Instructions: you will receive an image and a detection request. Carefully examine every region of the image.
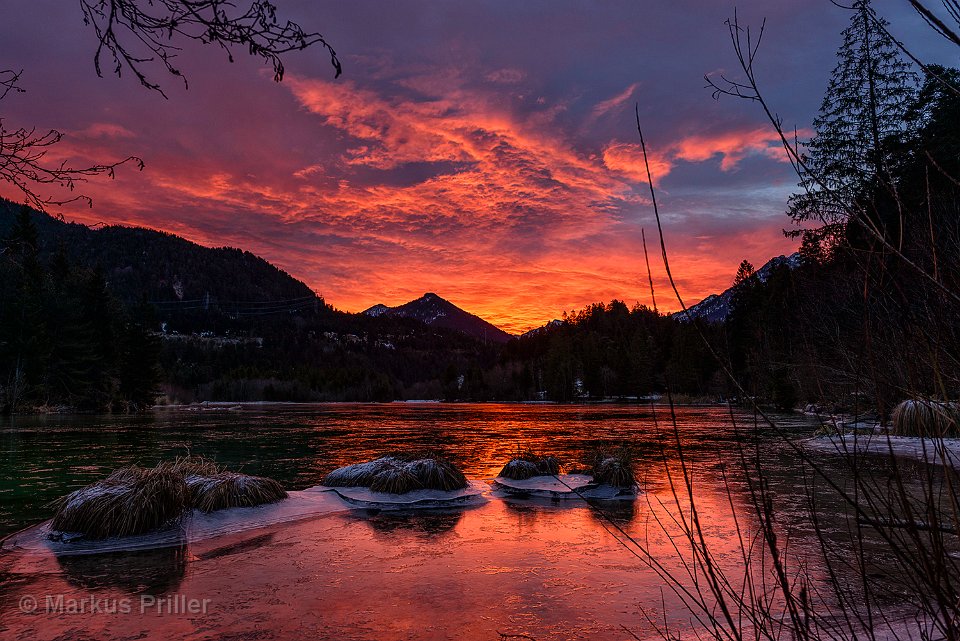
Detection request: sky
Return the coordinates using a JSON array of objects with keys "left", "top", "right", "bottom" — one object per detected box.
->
[{"left": 1, "top": 1, "right": 956, "bottom": 334}]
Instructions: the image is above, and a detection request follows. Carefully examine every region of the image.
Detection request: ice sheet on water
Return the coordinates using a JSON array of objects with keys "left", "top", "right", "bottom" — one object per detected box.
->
[
  {"left": 805, "top": 433, "right": 960, "bottom": 467},
  {"left": 2, "top": 475, "right": 638, "bottom": 557},
  {"left": 1, "top": 486, "right": 347, "bottom": 557},
  {"left": 330, "top": 480, "right": 489, "bottom": 509},
  {"left": 491, "top": 474, "right": 638, "bottom": 500}
]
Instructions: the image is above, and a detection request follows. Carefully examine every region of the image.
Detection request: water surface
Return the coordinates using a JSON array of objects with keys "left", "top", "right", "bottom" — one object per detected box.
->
[{"left": 3, "top": 403, "right": 913, "bottom": 640}]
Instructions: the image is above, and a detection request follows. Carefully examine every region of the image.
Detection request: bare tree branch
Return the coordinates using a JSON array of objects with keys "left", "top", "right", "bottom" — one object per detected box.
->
[
  {"left": 0, "top": 69, "right": 144, "bottom": 210},
  {"left": 908, "top": 0, "right": 960, "bottom": 47},
  {"left": 79, "top": 0, "right": 342, "bottom": 97},
  {"left": 1, "top": 2, "right": 340, "bottom": 208}
]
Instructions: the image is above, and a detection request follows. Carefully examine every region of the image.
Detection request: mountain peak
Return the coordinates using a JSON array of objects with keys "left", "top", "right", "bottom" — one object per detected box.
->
[
  {"left": 363, "top": 303, "right": 391, "bottom": 317},
  {"left": 361, "top": 293, "right": 514, "bottom": 343}
]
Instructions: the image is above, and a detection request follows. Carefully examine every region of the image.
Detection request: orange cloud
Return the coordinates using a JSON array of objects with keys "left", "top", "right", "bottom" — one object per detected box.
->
[
  {"left": 603, "top": 126, "right": 797, "bottom": 187},
  {"left": 1, "top": 73, "right": 800, "bottom": 335},
  {"left": 671, "top": 127, "right": 791, "bottom": 171},
  {"left": 591, "top": 83, "right": 639, "bottom": 119},
  {"left": 601, "top": 142, "right": 674, "bottom": 185}
]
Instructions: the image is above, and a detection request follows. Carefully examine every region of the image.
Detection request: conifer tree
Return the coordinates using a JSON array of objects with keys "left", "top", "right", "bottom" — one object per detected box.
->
[{"left": 788, "top": 0, "right": 918, "bottom": 251}]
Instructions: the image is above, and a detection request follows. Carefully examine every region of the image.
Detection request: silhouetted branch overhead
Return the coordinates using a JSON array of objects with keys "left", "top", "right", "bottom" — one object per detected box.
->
[
  {"left": 1, "top": 2, "right": 340, "bottom": 208},
  {"left": 0, "top": 69, "right": 144, "bottom": 210},
  {"left": 908, "top": 0, "right": 960, "bottom": 47},
  {"left": 79, "top": 0, "right": 342, "bottom": 97},
  {"left": 0, "top": 69, "right": 25, "bottom": 102}
]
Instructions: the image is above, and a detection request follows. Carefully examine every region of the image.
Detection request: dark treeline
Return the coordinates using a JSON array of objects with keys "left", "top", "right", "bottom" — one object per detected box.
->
[
  {"left": 0, "top": 201, "right": 724, "bottom": 410},
  {"left": 155, "top": 307, "right": 501, "bottom": 405},
  {"left": 0, "top": 203, "right": 504, "bottom": 410},
  {"left": 3, "top": 4, "right": 958, "bottom": 414},
  {"left": 483, "top": 302, "right": 720, "bottom": 403},
  {"left": 0, "top": 207, "right": 160, "bottom": 412}
]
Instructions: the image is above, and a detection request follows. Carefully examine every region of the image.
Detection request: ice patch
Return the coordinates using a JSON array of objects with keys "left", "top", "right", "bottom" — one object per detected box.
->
[
  {"left": 491, "top": 474, "right": 638, "bottom": 500},
  {"left": 805, "top": 434, "right": 960, "bottom": 467},
  {"left": 2, "top": 486, "right": 346, "bottom": 557},
  {"left": 330, "top": 480, "right": 489, "bottom": 509}
]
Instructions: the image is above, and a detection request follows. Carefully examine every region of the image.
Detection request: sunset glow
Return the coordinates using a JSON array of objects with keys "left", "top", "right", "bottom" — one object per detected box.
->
[{"left": 1, "top": 1, "right": 902, "bottom": 333}]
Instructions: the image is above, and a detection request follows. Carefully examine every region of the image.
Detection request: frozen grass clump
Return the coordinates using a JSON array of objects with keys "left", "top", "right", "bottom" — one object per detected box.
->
[
  {"left": 498, "top": 451, "right": 562, "bottom": 479},
  {"left": 51, "top": 466, "right": 188, "bottom": 539},
  {"left": 403, "top": 457, "right": 469, "bottom": 491},
  {"left": 369, "top": 465, "right": 423, "bottom": 494},
  {"left": 50, "top": 456, "right": 288, "bottom": 539},
  {"left": 322, "top": 457, "right": 400, "bottom": 487},
  {"left": 499, "top": 459, "right": 540, "bottom": 480},
  {"left": 187, "top": 472, "right": 288, "bottom": 512},
  {"left": 323, "top": 452, "right": 468, "bottom": 494},
  {"left": 891, "top": 399, "right": 960, "bottom": 437},
  {"left": 588, "top": 448, "right": 636, "bottom": 489}
]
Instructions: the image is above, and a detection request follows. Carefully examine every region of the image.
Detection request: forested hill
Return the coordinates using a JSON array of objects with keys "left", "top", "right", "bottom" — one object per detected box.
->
[
  {"left": 0, "top": 199, "right": 316, "bottom": 307},
  {"left": 365, "top": 293, "right": 515, "bottom": 343}
]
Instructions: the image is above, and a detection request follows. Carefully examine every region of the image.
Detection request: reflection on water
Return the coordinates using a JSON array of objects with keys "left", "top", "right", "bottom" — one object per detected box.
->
[
  {"left": 0, "top": 403, "right": 816, "bottom": 537},
  {"left": 351, "top": 508, "right": 466, "bottom": 538},
  {"left": 56, "top": 543, "right": 189, "bottom": 595},
  {"left": 193, "top": 532, "right": 276, "bottom": 561},
  {"left": 590, "top": 497, "right": 635, "bottom": 523},
  {"left": 1, "top": 403, "right": 849, "bottom": 640}
]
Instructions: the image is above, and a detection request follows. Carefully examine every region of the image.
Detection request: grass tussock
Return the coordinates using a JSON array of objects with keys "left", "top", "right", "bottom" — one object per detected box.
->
[
  {"left": 50, "top": 457, "right": 288, "bottom": 539},
  {"left": 158, "top": 455, "right": 222, "bottom": 477},
  {"left": 589, "top": 448, "right": 636, "bottom": 489},
  {"left": 369, "top": 465, "right": 423, "bottom": 494},
  {"left": 404, "top": 457, "right": 468, "bottom": 491},
  {"left": 891, "top": 399, "right": 960, "bottom": 437},
  {"left": 323, "top": 452, "right": 468, "bottom": 494},
  {"left": 187, "top": 472, "right": 288, "bottom": 512},
  {"left": 51, "top": 466, "right": 188, "bottom": 539},
  {"left": 322, "top": 457, "right": 400, "bottom": 487},
  {"left": 499, "top": 459, "right": 540, "bottom": 480},
  {"left": 497, "top": 451, "right": 562, "bottom": 479}
]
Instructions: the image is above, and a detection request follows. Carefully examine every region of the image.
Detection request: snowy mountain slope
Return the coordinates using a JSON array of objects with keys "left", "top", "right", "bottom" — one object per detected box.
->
[
  {"left": 681, "top": 253, "right": 801, "bottom": 323},
  {"left": 363, "top": 293, "right": 514, "bottom": 343}
]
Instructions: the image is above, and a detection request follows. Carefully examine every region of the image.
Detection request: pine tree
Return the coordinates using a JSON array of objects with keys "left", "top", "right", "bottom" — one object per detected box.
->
[
  {"left": 727, "top": 260, "right": 759, "bottom": 387},
  {"left": 732, "top": 260, "right": 756, "bottom": 289},
  {"left": 788, "top": 0, "right": 918, "bottom": 251},
  {"left": 1, "top": 208, "right": 46, "bottom": 410},
  {"left": 6, "top": 206, "right": 41, "bottom": 280}
]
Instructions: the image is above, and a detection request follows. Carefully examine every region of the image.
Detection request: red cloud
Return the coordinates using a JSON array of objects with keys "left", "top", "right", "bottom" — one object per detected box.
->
[
  {"left": 1, "top": 73, "right": 799, "bottom": 334},
  {"left": 601, "top": 142, "right": 674, "bottom": 185},
  {"left": 671, "top": 127, "right": 793, "bottom": 171},
  {"left": 603, "top": 126, "right": 798, "bottom": 187}
]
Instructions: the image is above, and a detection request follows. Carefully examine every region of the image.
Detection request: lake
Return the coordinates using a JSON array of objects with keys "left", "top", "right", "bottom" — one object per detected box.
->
[{"left": 0, "top": 403, "right": 917, "bottom": 640}]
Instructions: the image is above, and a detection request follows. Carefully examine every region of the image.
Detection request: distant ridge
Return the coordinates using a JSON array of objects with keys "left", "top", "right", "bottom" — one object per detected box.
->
[
  {"left": 363, "top": 293, "right": 514, "bottom": 343},
  {"left": 0, "top": 199, "right": 318, "bottom": 309},
  {"left": 681, "top": 253, "right": 801, "bottom": 323},
  {"left": 520, "top": 319, "right": 563, "bottom": 339}
]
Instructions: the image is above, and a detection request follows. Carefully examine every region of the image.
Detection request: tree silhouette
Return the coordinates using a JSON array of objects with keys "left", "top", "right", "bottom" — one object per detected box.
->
[
  {"left": 0, "top": 69, "right": 145, "bottom": 210},
  {"left": 787, "top": 0, "right": 917, "bottom": 253}
]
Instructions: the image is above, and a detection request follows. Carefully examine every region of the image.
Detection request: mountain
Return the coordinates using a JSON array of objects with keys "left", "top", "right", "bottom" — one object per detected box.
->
[
  {"left": 1, "top": 201, "right": 511, "bottom": 406},
  {"left": 681, "top": 253, "right": 802, "bottom": 323},
  {"left": 363, "top": 293, "right": 514, "bottom": 343},
  {"left": 680, "top": 293, "right": 729, "bottom": 324},
  {"left": 520, "top": 319, "right": 563, "bottom": 339},
  {"left": 0, "top": 199, "right": 318, "bottom": 310},
  {"left": 363, "top": 304, "right": 391, "bottom": 317}
]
